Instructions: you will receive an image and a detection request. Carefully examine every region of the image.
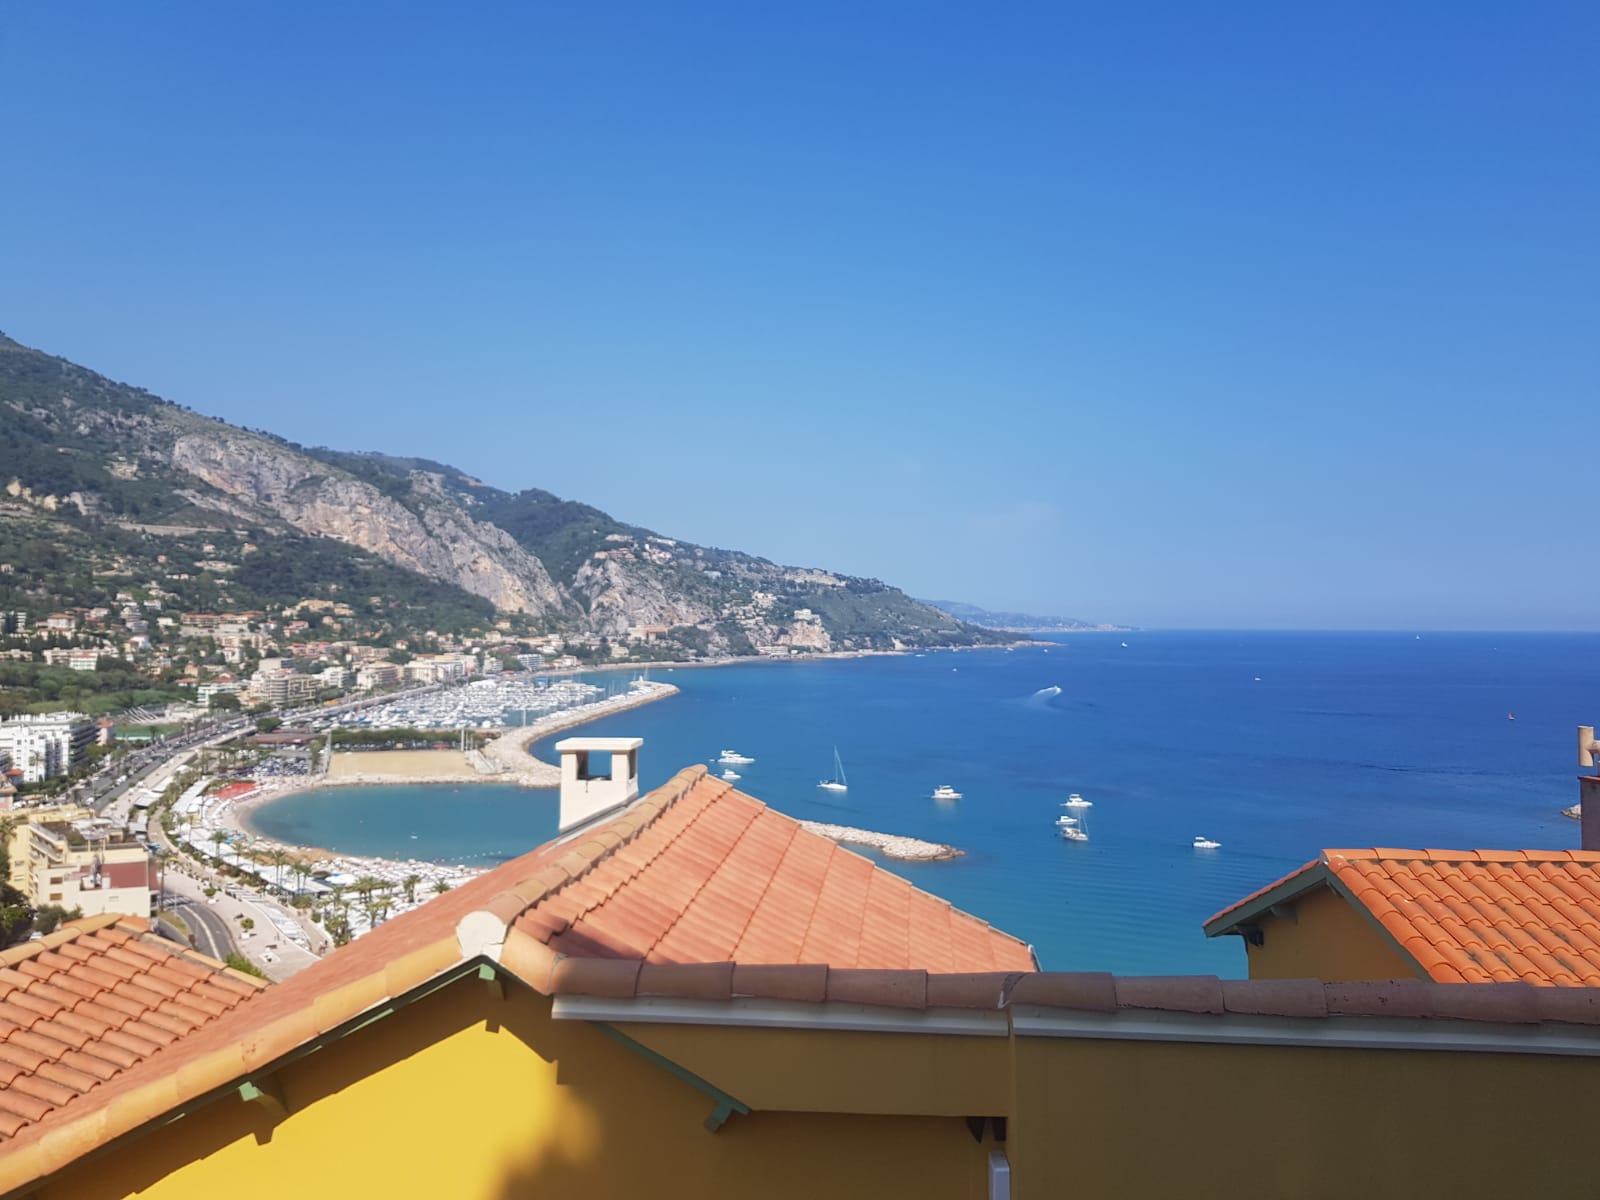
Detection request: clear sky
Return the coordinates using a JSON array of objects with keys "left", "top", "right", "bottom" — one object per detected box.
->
[{"left": 2, "top": 4, "right": 1595, "bottom": 629}]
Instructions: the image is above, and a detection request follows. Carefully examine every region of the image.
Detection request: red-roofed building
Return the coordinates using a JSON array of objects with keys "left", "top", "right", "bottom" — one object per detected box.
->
[
  {"left": 1205, "top": 847, "right": 1600, "bottom": 986},
  {"left": 7, "top": 763, "right": 1600, "bottom": 1199}
]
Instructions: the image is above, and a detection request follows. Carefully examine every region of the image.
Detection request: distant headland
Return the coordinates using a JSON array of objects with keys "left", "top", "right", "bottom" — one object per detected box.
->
[{"left": 920, "top": 599, "right": 1130, "bottom": 634}]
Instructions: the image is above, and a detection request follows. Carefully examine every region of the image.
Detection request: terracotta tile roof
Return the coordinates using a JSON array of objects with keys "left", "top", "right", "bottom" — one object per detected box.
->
[
  {"left": 0, "top": 766, "right": 1033, "bottom": 1191},
  {"left": 1204, "top": 848, "right": 1600, "bottom": 987},
  {"left": 514, "top": 773, "right": 1036, "bottom": 973},
  {"left": 0, "top": 913, "right": 265, "bottom": 1143},
  {"left": 23, "top": 778, "right": 1600, "bottom": 1194}
]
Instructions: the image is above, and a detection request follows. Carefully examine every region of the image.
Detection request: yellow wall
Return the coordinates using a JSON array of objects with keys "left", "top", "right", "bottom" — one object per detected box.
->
[
  {"left": 33, "top": 968, "right": 1600, "bottom": 1200},
  {"left": 1243, "top": 883, "right": 1419, "bottom": 981},
  {"left": 1008, "top": 1034, "right": 1600, "bottom": 1199},
  {"left": 38, "top": 978, "right": 989, "bottom": 1200},
  {"left": 626, "top": 1020, "right": 1011, "bottom": 1115}
]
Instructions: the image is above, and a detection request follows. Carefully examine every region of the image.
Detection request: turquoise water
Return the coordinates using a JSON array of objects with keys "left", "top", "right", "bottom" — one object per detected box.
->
[{"left": 249, "top": 632, "right": 1598, "bottom": 975}]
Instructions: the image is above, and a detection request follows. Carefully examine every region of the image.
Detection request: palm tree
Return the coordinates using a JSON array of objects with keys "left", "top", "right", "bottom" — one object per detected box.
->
[
  {"left": 351, "top": 875, "right": 386, "bottom": 904},
  {"left": 209, "top": 829, "right": 229, "bottom": 863},
  {"left": 289, "top": 857, "right": 313, "bottom": 896},
  {"left": 266, "top": 847, "right": 292, "bottom": 893},
  {"left": 431, "top": 879, "right": 451, "bottom": 896},
  {"left": 402, "top": 873, "right": 422, "bottom": 904},
  {"left": 0, "top": 815, "right": 28, "bottom": 888}
]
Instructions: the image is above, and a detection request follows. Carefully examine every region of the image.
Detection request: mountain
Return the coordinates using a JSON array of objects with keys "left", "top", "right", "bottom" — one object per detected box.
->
[
  {"left": 0, "top": 332, "right": 1002, "bottom": 656},
  {"left": 921, "top": 600, "right": 1124, "bottom": 633}
]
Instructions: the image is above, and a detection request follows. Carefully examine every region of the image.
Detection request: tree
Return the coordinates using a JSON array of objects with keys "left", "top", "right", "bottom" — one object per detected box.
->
[
  {"left": 402, "top": 873, "right": 422, "bottom": 904},
  {"left": 431, "top": 879, "right": 451, "bottom": 895},
  {"left": 209, "top": 692, "right": 241, "bottom": 712},
  {"left": 255, "top": 715, "right": 283, "bottom": 733},
  {"left": 239, "top": 917, "right": 255, "bottom": 935},
  {"left": 209, "top": 829, "right": 230, "bottom": 861},
  {"left": 266, "top": 846, "right": 292, "bottom": 892}
]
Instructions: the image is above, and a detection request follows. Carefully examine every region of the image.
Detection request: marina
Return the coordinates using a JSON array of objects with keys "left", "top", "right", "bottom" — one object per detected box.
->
[{"left": 317, "top": 677, "right": 605, "bottom": 731}]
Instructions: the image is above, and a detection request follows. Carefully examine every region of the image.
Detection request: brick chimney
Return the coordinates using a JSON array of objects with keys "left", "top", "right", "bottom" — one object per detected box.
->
[
  {"left": 554, "top": 736, "right": 642, "bottom": 833},
  {"left": 1578, "top": 726, "right": 1600, "bottom": 851}
]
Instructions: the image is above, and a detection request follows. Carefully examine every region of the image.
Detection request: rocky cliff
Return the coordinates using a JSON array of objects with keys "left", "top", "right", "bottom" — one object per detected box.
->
[{"left": 169, "top": 432, "right": 565, "bottom": 617}]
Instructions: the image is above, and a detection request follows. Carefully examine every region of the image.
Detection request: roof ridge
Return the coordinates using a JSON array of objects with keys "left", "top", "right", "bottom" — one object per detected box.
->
[{"left": 0, "top": 913, "right": 124, "bottom": 967}]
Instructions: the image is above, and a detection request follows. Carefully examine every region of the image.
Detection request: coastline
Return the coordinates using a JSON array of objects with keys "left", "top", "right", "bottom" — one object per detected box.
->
[{"left": 229, "top": 681, "right": 680, "bottom": 847}]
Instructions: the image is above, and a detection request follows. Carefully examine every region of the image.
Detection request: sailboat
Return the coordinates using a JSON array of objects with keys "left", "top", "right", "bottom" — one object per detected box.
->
[{"left": 818, "top": 748, "right": 848, "bottom": 792}]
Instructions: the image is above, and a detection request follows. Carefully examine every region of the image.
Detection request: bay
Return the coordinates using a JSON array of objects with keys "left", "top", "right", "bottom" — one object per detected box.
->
[{"left": 249, "top": 631, "right": 1597, "bottom": 976}]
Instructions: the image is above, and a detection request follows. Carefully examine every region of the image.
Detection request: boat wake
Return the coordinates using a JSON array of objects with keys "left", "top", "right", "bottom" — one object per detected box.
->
[{"left": 1025, "top": 685, "right": 1064, "bottom": 709}]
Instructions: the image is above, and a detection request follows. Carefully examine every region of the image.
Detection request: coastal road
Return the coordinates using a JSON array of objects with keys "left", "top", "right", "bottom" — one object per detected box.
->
[{"left": 166, "top": 897, "right": 236, "bottom": 962}]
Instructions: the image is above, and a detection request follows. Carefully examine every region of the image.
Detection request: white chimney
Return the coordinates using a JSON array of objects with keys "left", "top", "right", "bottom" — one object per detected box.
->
[{"left": 554, "top": 736, "right": 642, "bottom": 832}]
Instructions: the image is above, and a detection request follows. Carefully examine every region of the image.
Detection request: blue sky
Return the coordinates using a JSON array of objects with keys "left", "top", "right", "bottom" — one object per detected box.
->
[{"left": 2, "top": 4, "right": 1595, "bottom": 629}]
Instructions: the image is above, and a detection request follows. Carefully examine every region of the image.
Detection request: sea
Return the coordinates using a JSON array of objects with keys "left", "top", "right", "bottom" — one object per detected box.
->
[{"left": 247, "top": 631, "right": 1600, "bottom": 977}]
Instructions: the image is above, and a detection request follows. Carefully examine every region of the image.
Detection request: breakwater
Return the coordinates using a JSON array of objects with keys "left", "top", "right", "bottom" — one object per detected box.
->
[{"left": 798, "top": 820, "right": 961, "bottom": 862}]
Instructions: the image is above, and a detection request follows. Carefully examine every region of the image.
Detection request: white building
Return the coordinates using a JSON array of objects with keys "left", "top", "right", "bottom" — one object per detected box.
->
[
  {"left": 355, "top": 663, "right": 402, "bottom": 691},
  {"left": 319, "top": 666, "right": 354, "bottom": 689},
  {"left": 0, "top": 713, "right": 96, "bottom": 783}
]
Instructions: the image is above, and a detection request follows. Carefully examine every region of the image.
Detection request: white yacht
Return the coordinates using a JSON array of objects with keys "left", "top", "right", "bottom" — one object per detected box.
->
[
  {"left": 1061, "top": 825, "right": 1088, "bottom": 842},
  {"left": 818, "top": 748, "right": 848, "bottom": 792},
  {"left": 1193, "top": 836, "right": 1221, "bottom": 850},
  {"left": 720, "top": 769, "right": 742, "bottom": 782},
  {"left": 1064, "top": 793, "right": 1092, "bottom": 808},
  {"left": 718, "top": 749, "right": 755, "bottom": 765},
  {"left": 1055, "top": 815, "right": 1078, "bottom": 827},
  {"left": 931, "top": 785, "right": 962, "bottom": 801}
]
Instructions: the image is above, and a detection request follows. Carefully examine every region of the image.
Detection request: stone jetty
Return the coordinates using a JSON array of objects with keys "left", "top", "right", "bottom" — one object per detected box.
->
[{"left": 798, "top": 821, "right": 961, "bottom": 862}]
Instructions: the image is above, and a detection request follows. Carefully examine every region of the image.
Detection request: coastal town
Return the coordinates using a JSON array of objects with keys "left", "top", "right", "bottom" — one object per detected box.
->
[{"left": 2, "top": 3, "right": 1593, "bottom": 1195}]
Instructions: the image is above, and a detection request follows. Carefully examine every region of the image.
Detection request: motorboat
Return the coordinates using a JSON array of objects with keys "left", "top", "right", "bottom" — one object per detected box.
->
[
  {"left": 720, "top": 769, "right": 741, "bottom": 782},
  {"left": 1061, "top": 826, "right": 1088, "bottom": 842},
  {"left": 1193, "top": 836, "right": 1221, "bottom": 850},
  {"left": 931, "top": 785, "right": 962, "bottom": 801},
  {"left": 718, "top": 750, "right": 755, "bottom": 765},
  {"left": 818, "top": 747, "right": 848, "bottom": 792},
  {"left": 1055, "top": 815, "right": 1078, "bottom": 827},
  {"left": 1063, "top": 793, "right": 1092, "bottom": 808}
]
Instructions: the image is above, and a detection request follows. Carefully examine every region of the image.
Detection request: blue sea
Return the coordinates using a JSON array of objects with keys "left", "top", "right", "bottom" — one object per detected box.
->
[{"left": 248, "top": 632, "right": 1599, "bottom": 976}]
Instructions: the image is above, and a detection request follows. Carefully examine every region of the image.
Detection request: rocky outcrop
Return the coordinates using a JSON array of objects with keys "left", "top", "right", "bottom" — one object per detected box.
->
[
  {"left": 170, "top": 433, "right": 566, "bottom": 616},
  {"left": 572, "top": 557, "right": 720, "bottom": 635}
]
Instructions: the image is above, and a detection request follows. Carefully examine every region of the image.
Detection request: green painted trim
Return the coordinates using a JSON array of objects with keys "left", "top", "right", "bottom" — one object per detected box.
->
[
  {"left": 477, "top": 962, "right": 498, "bottom": 981},
  {"left": 593, "top": 1022, "right": 751, "bottom": 1133},
  {"left": 1202, "top": 863, "right": 1332, "bottom": 938}
]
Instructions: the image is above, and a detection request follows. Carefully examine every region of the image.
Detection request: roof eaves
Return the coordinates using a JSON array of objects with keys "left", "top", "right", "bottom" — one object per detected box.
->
[
  {"left": 0, "top": 928, "right": 462, "bottom": 1197},
  {"left": 548, "top": 964, "right": 1600, "bottom": 1033},
  {"left": 1201, "top": 859, "right": 1331, "bottom": 938}
]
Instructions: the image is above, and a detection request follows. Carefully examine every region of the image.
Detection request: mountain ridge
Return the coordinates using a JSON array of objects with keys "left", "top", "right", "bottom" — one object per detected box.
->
[{"left": 0, "top": 332, "right": 1002, "bottom": 657}]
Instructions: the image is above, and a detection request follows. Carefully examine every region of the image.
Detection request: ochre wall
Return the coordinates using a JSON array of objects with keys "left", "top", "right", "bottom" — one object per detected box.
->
[
  {"left": 624, "top": 1019, "right": 1011, "bottom": 1115},
  {"left": 1008, "top": 1034, "right": 1600, "bottom": 1199},
  {"left": 33, "top": 972, "right": 1600, "bottom": 1200},
  {"left": 1243, "top": 883, "right": 1419, "bottom": 981},
  {"left": 37, "top": 979, "right": 989, "bottom": 1200}
]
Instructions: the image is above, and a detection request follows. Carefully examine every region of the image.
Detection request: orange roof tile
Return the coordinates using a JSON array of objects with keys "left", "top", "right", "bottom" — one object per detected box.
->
[
  {"left": 518, "top": 774, "right": 1035, "bottom": 973},
  {"left": 1205, "top": 848, "right": 1600, "bottom": 987},
  {"left": 0, "top": 914, "right": 265, "bottom": 1144}
]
